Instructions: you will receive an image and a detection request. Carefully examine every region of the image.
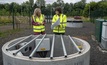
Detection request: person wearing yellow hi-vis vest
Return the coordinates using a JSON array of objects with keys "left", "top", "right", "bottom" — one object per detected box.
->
[
  {"left": 52, "top": 7, "right": 67, "bottom": 35},
  {"left": 32, "top": 8, "right": 45, "bottom": 35}
]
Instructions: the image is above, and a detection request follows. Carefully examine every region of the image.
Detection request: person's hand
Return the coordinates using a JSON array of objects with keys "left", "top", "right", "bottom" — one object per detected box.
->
[
  {"left": 40, "top": 22, "right": 45, "bottom": 25},
  {"left": 37, "top": 23, "right": 41, "bottom": 25},
  {"left": 37, "top": 22, "right": 45, "bottom": 25},
  {"left": 43, "top": 22, "right": 45, "bottom": 25},
  {"left": 58, "top": 25, "right": 60, "bottom": 27},
  {"left": 40, "top": 23, "right": 44, "bottom": 25}
]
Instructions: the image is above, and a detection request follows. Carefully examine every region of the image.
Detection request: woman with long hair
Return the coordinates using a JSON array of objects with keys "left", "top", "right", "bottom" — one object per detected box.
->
[{"left": 32, "top": 8, "right": 45, "bottom": 35}]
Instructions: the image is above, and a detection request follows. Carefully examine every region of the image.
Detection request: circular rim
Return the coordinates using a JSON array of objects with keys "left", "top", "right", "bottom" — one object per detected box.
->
[{"left": 2, "top": 36, "right": 90, "bottom": 62}]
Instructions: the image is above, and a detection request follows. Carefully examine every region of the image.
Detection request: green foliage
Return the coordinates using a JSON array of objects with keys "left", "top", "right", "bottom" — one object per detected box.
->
[
  {"left": 0, "top": 9, "right": 8, "bottom": 16},
  {"left": 83, "top": 1, "right": 107, "bottom": 19},
  {"left": 0, "top": 0, "right": 85, "bottom": 17},
  {"left": 0, "top": 0, "right": 107, "bottom": 23},
  {"left": 81, "top": 0, "right": 86, "bottom": 4},
  {"left": 82, "top": 17, "right": 90, "bottom": 22},
  {"left": 83, "top": 4, "right": 90, "bottom": 17}
]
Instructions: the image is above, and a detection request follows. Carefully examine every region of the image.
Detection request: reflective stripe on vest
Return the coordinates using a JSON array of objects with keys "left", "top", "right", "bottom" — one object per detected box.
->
[{"left": 32, "top": 14, "right": 45, "bottom": 32}]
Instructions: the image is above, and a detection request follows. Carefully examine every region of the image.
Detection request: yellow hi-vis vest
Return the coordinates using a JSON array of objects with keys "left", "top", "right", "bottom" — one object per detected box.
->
[
  {"left": 32, "top": 14, "right": 45, "bottom": 33},
  {"left": 52, "top": 14, "right": 67, "bottom": 33}
]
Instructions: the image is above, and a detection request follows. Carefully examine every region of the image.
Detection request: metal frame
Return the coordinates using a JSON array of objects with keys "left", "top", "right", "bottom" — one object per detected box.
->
[
  {"left": 7, "top": 34, "right": 82, "bottom": 59},
  {"left": 68, "top": 35, "right": 81, "bottom": 53},
  {"left": 61, "top": 35, "right": 67, "bottom": 58},
  {"left": 50, "top": 34, "right": 55, "bottom": 59},
  {"left": 6, "top": 35, "right": 32, "bottom": 51},
  {"left": 13, "top": 35, "right": 41, "bottom": 56},
  {"left": 29, "top": 34, "right": 46, "bottom": 59}
]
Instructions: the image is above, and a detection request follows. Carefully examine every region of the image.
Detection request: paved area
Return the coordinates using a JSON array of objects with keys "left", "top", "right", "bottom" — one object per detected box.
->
[{"left": 0, "top": 22, "right": 107, "bottom": 65}]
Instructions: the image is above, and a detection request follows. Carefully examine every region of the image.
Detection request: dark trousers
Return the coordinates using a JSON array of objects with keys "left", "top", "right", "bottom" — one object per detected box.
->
[
  {"left": 34, "top": 32, "right": 45, "bottom": 35},
  {"left": 54, "top": 33, "right": 65, "bottom": 35}
]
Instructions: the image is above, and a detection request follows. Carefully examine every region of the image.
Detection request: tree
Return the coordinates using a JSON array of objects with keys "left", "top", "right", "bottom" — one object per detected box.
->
[
  {"left": 28, "top": 0, "right": 34, "bottom": 15},
  {"left": 97, "top": 1, "right": 107, "bottom": 17},
  {"left": 73, "top": 1, "right": 85, "bottom": 16},
  {"left": 102, "top": 0, "right": 107, "bottom": 1},
  {"left": 56, "top": 0, "right": 64, "bottom": 6},
  {"left": 29, "top": 0, "right": 34, "bottom": 6},
  {"left": 83, "top": 1, "right": 107, "bottom": 18},
  {"left": 83, "top": 4, "right": 90, "bottom": 17},
  {"left": 45, "top": 4, "right": 52, "bottom": 15},
  {"left": 52, "top": 2, "right": 58, "bottom": 8},
  {"left": 36, "top": 0, "right": 46, "bottom": 8},
  {"left": 63, "top": 3, "right": 70, "bottom": 14},
  {"left": 81, "top": 0, "right": 86, "bottom": 4}
]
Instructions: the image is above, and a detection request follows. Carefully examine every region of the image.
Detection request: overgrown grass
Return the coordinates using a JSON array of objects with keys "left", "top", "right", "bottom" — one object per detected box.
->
[
  {"left": 0, "top": 29, "right": 21, "bottom": 37},
  {"left": 68, "top": 16, "right": 107, "bottom": 23},
  {"left": 82, "top": 17, "right": 90, "bottom": 22},
  {"left": 103, "top": 16, "right": 107, "bottom": 20},
  {"left": 0, "top": 16, "right": 29, "bottom": 25},
  {"left": 0, "top": 16, "right": 12, "bottom": 25},
  {"left": 68, "top": 16, "right": 90, "bottom": 22}
]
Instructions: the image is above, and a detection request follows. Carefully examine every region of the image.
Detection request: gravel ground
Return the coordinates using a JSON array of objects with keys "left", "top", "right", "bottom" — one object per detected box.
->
[
  {"left": 0, "top": 22, "right": 107, "bottom": 65},
  {"left": 0, "top": 24, "right": 12, "bottom": 32}
]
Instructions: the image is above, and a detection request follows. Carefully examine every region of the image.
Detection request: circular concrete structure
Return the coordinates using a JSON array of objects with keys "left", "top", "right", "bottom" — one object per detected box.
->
[
  {"left": 67, "top": 19, "right": 83, "bottom": 28},
  {"left": 2, "top": 34, "right": 90, "bottom": 65}
]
